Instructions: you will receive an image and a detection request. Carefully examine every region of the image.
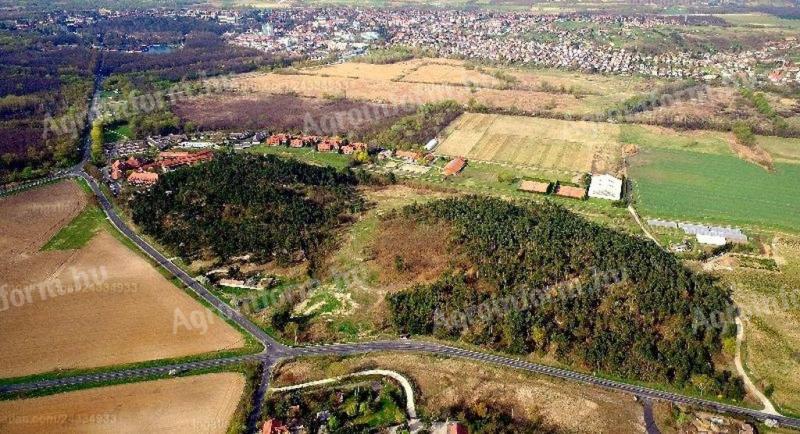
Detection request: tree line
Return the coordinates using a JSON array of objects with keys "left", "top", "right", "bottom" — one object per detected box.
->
[{"left": 386, "top": 196, "right": 744, "bottom": 400}]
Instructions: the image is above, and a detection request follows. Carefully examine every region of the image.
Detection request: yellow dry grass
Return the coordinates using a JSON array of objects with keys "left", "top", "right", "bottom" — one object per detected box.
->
[
  {"left": 308, "top": 58, "right": 429, "bottom": 81},
  {"left": 230, "top": 67, "right": 589, "bottom": 114},
  {"left": 0, "top": 373, "right": 245, "bottom": 433},
  {"left": 257, "top": 58, "right": 660, "bottom": 115},
  {"left": 0, "top": 181, "right": 245, "bottom": 379},
  {"left": 273, "top": 353, "right": 646, "bottom": 433},
  {"left": 437, "top": 112, "right": 622, "bottom": 174},
  {"left": 727, "top": 235, "right": 800, "bottom": 415},
  {"left": 400, "top": 63, "right": 506, "bottom": 88}
]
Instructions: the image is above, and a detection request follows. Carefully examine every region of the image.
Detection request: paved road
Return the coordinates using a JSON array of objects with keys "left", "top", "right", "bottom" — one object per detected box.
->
[
  {"left": 3, "top": 171, "right": 800, "bottom": 430},
  {"left": 245, "top": 360, "right": 274, "bottom": 434},
  {"left": 641, "top": 398, "right": 661, "bottom": 434}
]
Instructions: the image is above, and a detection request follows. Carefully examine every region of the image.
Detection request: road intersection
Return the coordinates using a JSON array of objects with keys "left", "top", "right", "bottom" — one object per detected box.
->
[{"left": 2, "top": 168, "right": 798, "bottom": 431}]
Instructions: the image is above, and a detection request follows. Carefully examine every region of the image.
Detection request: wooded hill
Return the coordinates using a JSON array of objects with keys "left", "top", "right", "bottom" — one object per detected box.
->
[
  {"left": 387, "top": 196, "right": 744, "bottom": 400},
  {"left": 131, "top": 154, "right": 366, "bottom": 269}
]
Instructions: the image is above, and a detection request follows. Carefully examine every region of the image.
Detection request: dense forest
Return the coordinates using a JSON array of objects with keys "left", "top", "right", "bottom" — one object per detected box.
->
[
  {"left": 0, "top": 28, "right": 96, "bottom": 183},
  {"left": 130, "top": 154, "right": 368, "bottom": 269},
  {"left": 387, "top": 196, "right": 744, "bottom": 400},
  {"left": 100, "top": 31, "right": 290, "bottom": 82}
]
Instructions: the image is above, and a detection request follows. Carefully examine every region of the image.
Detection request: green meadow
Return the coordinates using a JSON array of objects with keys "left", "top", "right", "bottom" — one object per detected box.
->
[{"left": 629, "top": 147, "right": 800, "bottom": 232}]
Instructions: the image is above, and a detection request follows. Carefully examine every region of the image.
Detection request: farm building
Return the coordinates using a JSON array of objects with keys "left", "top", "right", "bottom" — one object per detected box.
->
[
  {"left": 679, "top": 223, "right": 748, "bottom": 243},
  {"left": 588, "top": 174, "right": 623, "bottom": 201},
  {"left": 127, "top": 171, "right": 159, "bottom": 185},
  {"left": 696, "top": 234, "right": 727, "bottom": 246},
  {"left": 519, "top": 180, "right": 550, "bottom": 194},
  {"left": 555, "top": 185, "right": 586, "bottom": 199},
  {"left": 648, "top": 219, "right": 678, "bottom": 229},
  {"left": 443, "top": 158, "right": 466, "bottom": 176}
]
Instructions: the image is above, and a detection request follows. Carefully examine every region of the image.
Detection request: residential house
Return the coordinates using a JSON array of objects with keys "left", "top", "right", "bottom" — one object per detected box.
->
[
  {"left": 261, "top": 419, "right": 289, "bottom": 434},
  {"left": 127, "top": 171, "right": 159, "bottom": 185}
]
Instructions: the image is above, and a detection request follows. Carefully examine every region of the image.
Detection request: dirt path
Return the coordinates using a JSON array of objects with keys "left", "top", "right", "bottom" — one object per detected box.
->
[
  {"left": 735, "top": 316, "right": 778, "bottom": 415},
  {"left": 627, "top": 205, "right": 662, "bottom": 248}
]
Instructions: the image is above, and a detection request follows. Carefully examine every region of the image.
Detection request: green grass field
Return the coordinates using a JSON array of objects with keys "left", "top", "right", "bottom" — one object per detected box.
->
[
  {"left": 41, "top": 202, "right": 106, "bottom": 250},
  {"left": 103, "top": 122, "right": 132, "bottom": 144},
  {"left": 247, "top": 145, "right": 351, "bottom": 170},
  {"left": 630, "top": 147, "right": 800, "bottom": 232}
]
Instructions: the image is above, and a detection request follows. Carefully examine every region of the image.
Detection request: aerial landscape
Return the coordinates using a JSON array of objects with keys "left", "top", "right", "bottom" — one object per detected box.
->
[{"left": 1, "top": 0, "right": 800, "bottom": 433}]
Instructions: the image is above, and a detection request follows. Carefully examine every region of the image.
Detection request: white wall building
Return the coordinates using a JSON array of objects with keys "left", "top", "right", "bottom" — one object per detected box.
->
[
  {"left": 696, "top": 234, "right": 727, "bottom": 246},
  {"left": 588, "top": 174, "right": 623, "bottom": 201}
]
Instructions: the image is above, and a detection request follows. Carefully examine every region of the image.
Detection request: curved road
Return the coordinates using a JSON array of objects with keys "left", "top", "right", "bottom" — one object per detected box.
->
[{"left": 2, "top": 171, "right": 799, "bottom": 431}]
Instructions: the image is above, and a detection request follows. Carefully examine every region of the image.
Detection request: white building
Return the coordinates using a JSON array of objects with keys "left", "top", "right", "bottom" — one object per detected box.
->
[
  {"left": 588, "top": 174, "right": 623, "bottom": 201},
  {"left": 696, "top": 234, "right": 727, "bottom": 246}
]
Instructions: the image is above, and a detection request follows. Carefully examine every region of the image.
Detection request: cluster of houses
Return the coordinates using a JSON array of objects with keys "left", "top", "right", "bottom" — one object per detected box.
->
[
  {"left": 109, "top": 149, "right": 214, "bottom": 186},
  {"left": 227, "top": 7, "right": 799, "bottom": 84},
  {"left": 518, "top": 173, "right": 623, "bottom": 201},
  {"left": 265, "top": 133, "right": 369, "bottom": 155}
]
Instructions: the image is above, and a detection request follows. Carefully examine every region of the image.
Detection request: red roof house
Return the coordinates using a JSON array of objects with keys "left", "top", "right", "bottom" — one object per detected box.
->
[
  {"left": 127, "top": 171, "right": 159, "bottom": 185},
  {"left": 443, "top": 158, "right": 466, "bottom": 176},
  {"left": 262, "top": 419, "right": 289, "bottom": 434}
]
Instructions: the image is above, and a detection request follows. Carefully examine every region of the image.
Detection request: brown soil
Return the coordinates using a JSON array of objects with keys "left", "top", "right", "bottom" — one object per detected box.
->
[
  {"left": 728, "top": 136, "right": 775, "bottom": 171},
  {"left": 0, "top": 373, "right": 245, "bottom": 433},
  {"left": 0, "top": 182, "right": 245, "bottom": 379},
  {"left": 370, "top": 217, "right": 454, "bottom": 288}
]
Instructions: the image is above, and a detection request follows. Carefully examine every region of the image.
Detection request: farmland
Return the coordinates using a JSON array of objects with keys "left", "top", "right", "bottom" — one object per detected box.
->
[
  {"left": 629, "top": 147, "right": 800, "bottom": 232},
  {"left": 273, "top": 353, "right": 646, "bottom": 433},
  {"left": 436, "top": 112, "right": 623, "bottom": 174},
  {"left": 0, "top": 373, "right": 245, "bottom": 433},
  {"left": 229, "top": 58, "right": 659, "bottom": 116},
  {"left": 173, "top": 93, "right": 413, "bottom": 136},
  {"left": 0, "top": 180, "right": 246, "bottom": 379}
]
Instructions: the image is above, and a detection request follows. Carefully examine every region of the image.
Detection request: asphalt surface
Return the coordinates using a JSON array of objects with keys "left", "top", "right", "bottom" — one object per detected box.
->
[
  {"left": 641, "top": 398, "right": 661, "bottom": 434},
  {"left": 2, "top": 165, "right": 799, "bottom": 430}
]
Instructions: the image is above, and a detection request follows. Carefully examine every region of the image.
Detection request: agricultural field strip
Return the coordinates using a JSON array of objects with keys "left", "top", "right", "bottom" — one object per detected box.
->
[{"left": 8, "top": 172, "right": 799, "bottom": 429}]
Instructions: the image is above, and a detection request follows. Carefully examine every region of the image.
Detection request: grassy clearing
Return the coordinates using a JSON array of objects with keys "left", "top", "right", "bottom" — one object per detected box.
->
[
  {"left": 629, "top": 147, "right": 800, "bottom": 232},
  {"left": 41, "top": 201, "right": 106, "bottom": 250},
  {"left": 718, "top": 13, "right": 800, "bottom": 30},
  {"left": 246, "top": 145, "right": 351, "bottom": 170},
  {"left": 304, "top": 185, "right": 451, "bottom": 342},
  {"left": 102, "top": 121, "right": 132, "bottom": 143},
  {"left": 757, "top": 135, "right": 800, "bottom": 165},
  {"left": 620, "top": 124, "right": 732, "bottom": 155}
]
